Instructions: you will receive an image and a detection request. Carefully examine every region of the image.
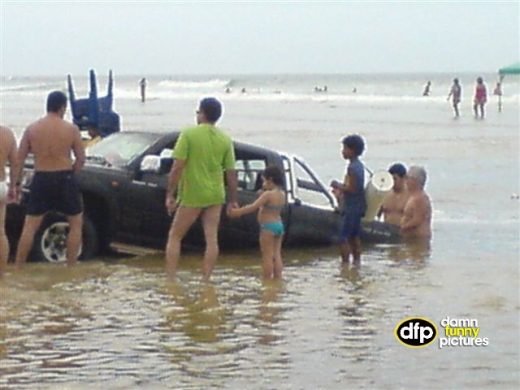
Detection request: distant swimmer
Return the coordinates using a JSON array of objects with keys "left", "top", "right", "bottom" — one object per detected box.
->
[
  {"left": 473, "top": 77, "right": 487, "bottom": 119},
  {"left": 446, "top": 78, "right": 462, "bottom": 117},
  {"left": 493, "top": 82, "right": 503, "bottom": 113},
  {"left": 422, "top": 80, "right": 431, "bottom": 96},
  {"left": 400, "top": 166, "right": 432, "bottom": 239},
  {"left": 377, "top": 163, "right": 411, "bottom": 226},
  {"left": 225, "top": 87, "right": 231, "bottom": 93},
  {"left": 241, "top": 87, "right": 247, "bottom": 93},
  {"left": 352, "top": 87, "right": 357, "bottom": 93},
  {"left": 314, "top": 85, "right": 328, "bottom": 93},
  {"left": 493, "top": 82, "right": 502, "bottom": 96},
  {"left": 139, "top": 77, "right": 147, "bottom": 102}
]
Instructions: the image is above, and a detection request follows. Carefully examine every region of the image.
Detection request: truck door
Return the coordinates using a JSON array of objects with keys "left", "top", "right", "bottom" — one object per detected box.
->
[{"left": 283, "top": 155, "right": 340, "bottom": 246}]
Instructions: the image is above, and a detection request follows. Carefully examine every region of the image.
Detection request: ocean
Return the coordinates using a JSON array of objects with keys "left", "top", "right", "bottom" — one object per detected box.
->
[{"left": 1, "top": 72, "right": 519, "bottom": 389}]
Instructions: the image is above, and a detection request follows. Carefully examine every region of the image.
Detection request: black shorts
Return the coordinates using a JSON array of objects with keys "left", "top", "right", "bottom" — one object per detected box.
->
[{"left": 27, "top": 170, "right": 83, "bottom": 216}]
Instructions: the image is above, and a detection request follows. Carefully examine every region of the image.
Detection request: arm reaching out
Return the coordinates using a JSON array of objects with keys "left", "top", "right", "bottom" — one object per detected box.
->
[{"left": 227, "top": 192, "right": 270, "bottom": 218}]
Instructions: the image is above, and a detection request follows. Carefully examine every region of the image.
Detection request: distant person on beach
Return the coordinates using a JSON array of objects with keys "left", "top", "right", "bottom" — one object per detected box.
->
[
  {"left": 473, "top": 77, "right": 487, "bottom": 119},
  {"left": 83, "top": 122, "right": 102, "bottom": 148},
  {"left": 330, "top": 134, "right": 367, "bottom": 265},
  {"left": 377, "top": 163, "right": 411, "bottom": 226},
  {"left": 423, "top": 81, "right": 431, "bottom": 96},
  {"left": 227, "top": 165, "right": 286, "bottom": 280},
  {"left": 400, "top": 165, "right": 432, "bottom": 239},
  {"left": 0, "top": 125, "right": 18, "bottom": 279},
  {"left": 14, "top": 91, "right": 86, "bottom": 268},
  {"left": 446, "top": 78, "right": 462, "bottom": 117},
  {"left": 493, "top": 82, "right": 503, "bottom": 113},
  {"left": 139, "top": 77, "right": 147, "bottom": 102},
  {"left": 165, "top": 97, "right": 238, "bottom": 282}
]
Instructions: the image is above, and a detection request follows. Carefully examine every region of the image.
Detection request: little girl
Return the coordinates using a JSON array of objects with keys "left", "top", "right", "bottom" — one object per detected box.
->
[{"left": 227, "top": 165, "right": 286, "bottom": 279}]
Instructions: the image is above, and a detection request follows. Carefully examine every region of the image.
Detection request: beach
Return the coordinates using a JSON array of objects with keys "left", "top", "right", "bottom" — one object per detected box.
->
[{"left": 0, "top": 72, "right": 519, "bottom": 389}]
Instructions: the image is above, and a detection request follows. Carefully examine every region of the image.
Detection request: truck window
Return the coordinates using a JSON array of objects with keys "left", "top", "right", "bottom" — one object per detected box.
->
[{"left": 234, "top": 154, "right": 266, "bottom": 192}]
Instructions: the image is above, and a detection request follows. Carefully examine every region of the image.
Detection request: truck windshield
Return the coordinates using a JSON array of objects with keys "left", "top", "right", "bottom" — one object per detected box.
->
[{"left": 87, "top": 132, "right": 160, "bottom": 166}]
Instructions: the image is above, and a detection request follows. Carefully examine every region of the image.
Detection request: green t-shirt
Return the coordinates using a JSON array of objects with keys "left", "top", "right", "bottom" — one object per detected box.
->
[{"left": 173, "top": 124, "right": 235, "bottom": 207}]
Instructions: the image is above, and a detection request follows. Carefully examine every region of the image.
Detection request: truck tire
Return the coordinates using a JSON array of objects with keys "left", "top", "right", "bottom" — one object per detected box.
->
[{"left": 31, "top": 213, "right": 99, "bottom": 263}]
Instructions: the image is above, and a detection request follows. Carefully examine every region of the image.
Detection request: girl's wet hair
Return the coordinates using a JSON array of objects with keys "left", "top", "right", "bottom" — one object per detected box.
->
[{"left": 262, "top": 165, "right": 284, "bottom": 186}]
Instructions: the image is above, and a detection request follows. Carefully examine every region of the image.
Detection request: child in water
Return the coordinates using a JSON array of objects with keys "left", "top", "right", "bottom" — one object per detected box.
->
[
  {"left": 330, "top": 134, "right": 367, "bottom": 265},
  {"left": 227, "top": 165, "right": 286, "bottom": 280}
]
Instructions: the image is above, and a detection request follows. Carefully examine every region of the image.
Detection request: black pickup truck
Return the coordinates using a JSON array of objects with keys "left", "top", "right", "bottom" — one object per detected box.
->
[{"left": 6, "top": 131, "right": 399, "bottom": 263}]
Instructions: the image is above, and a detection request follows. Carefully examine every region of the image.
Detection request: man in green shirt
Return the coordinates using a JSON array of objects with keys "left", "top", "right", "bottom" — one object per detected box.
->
[{"left": 165, "top": 97, "right": 238, "bottom": 281}]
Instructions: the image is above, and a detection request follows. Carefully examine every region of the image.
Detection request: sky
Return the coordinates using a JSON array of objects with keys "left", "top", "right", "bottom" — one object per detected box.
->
[{"left": 1, "top": 1, "right": 519, "bottom": 76}]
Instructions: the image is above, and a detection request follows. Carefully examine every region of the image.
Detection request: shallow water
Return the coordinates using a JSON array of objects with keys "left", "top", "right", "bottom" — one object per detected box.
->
[{"left": 1, "top": 73, "right": 519, "bottom": 389}]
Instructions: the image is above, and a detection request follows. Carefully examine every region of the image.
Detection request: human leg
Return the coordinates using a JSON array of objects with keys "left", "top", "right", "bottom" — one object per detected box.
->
[
  {"left": 349, "top": 237, "right": 362, "bottom": 264},
  {"left": 65, "top": 213, "right": 83, "bottom": 267},
  {"left": 339, "top": 241, "right": 352, "bottom": 264},
  {"left": 260, "top": 230, "right": 275, "bottom": 279},
  {"left": 200, "top": 205, "right": 222, "bottom": 282},
  {"left": 166, "top": 206, "right": 201, "bottom": 280},
  {"left": 15, "top": 214, "right": 45, "bottom": 268},
  {"left": 0, "top": 203, "right": 8, "bottom": 278},
  {"left": 339, "top": 213, "right": 356, "bottom": 264},
  {"left": 272, "top": 235, "right": 283, "bottom": 279}
]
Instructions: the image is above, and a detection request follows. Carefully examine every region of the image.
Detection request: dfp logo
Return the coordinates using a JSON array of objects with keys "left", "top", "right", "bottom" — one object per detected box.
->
[{"left": 394, "top": 317, "right": 438, "bottom": 348}]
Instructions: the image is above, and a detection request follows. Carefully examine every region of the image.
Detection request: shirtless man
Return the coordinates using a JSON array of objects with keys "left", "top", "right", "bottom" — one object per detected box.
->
[
  {"left": 0, "top": 126, "right": 18, "bottom": 278},
  {"left": 378, "top": 163, "right": 410, "bottom": 226},
  {"left": 14, "top": 91, "right": 86, "bottom": 268},
  {"left": 401, "top": 165, "right": 432, "bottom": 238}
]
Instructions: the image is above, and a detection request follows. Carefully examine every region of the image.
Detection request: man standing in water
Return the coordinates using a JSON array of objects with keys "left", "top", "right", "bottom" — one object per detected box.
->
[
  {"left": 378, "top": 163, "right": 411, "bottom": 226},
  {"left": 14, "top": 91, "right": 86, "bottom": 268},
  {"left": 401, "top": 165, "right": 432, "bottom": 239},
  {"left": 0, "top": 125, "right": 18, "bottom": 278},
  {"left": 139, "top": 78, "right": 147, "bottom": 103},
  {"left": 165, "top": 97, "right": 238, "bottom": 282},
  {"left": 447, "top": 78, "right": 462, "bottom": 118}
]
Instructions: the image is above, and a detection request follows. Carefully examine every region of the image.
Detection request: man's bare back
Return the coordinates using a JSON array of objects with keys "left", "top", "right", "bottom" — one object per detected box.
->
[
  {"left": 380, "top": 190, "right": 411, "bottom": 226},
  {"left": 401, "top": 192, "right": 432, "bottom": 238},
  {"left": 0, "top": 126, "right": 17, "bottom": 182},
  {"left": 22, "top": 114, "right": 84, "bottom": 173}
]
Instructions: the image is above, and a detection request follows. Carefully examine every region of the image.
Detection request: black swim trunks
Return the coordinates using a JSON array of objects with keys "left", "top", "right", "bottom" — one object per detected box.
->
[{"left": 27, "top": 170, "right": 83, "bottom": 216}]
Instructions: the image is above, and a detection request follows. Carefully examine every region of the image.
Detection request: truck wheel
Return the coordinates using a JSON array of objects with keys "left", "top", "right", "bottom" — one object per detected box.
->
[{"left": 32, "top": 214, "right": 99, "bottom": 263}]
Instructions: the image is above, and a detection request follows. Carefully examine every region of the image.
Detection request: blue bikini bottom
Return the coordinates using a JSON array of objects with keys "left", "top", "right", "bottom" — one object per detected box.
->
[{"left": 261, "top": 221, "right": 285, "bottom": 236}]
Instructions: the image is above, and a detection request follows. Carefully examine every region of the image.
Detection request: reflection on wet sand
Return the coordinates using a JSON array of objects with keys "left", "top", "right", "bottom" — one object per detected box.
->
[
  {"left": 163, "top": 282, "right": 227, "bottom": 344},
  {"left": 257, "top": 280, "right": 286, "bottom": 345},
  {"left": 336, "top": 263, "right": 378, "bottom": 364}
]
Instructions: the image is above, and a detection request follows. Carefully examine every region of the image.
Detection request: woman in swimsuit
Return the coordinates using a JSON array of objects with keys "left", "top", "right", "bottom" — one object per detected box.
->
[
  {"left": 227, "top": 165, "right": 286, "bottom": 280},
  {"left": 473, "top": 77, "right": 487, "bottom": 119}
]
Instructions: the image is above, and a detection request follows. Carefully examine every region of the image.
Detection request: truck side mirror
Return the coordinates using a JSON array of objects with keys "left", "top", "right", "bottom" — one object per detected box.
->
[{"left": 140, "top": 155, "right": 160, "bottom": 173}]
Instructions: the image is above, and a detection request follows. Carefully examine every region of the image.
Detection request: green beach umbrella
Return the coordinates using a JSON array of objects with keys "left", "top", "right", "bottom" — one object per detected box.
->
[{"left": 498, "top": 62, "right": 520, "bottom": 77}]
